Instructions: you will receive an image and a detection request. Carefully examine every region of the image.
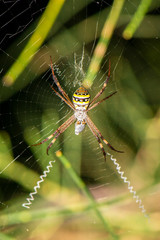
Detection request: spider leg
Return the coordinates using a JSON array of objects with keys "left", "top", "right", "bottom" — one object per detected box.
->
[
  {"left": 32, "top": 132, "right": 54, "bottom": 146},
  {"left": 88, "top": 91, "right": 117, "bottom": 111},
  {"left": 86, "top": 116, "right": 124, "bottom": 153},
  {"left": 50, "top": 84, "right": 75, "bottom": 110},
  {"left": 50, "top": 56, "right": 74, "bottom": 108},
  {"left": 32, "top": 114, "right": 76, "bottom": 152},
  {"left": 87, "top": 121, "right": 106, "bottom": 161},
  {"left": 89, "top": 60, "right": 111, "bottom": 107},
  {"left": 46, "top": 114, "right": 76, "bottom": 155}
]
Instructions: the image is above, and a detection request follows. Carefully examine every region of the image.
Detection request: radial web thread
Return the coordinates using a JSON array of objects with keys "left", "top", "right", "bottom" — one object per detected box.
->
[
  {"left": 22, "top": 160, "right": 55, "bottom": 209},
  {"left": 107, "top": 152, "right": 149, "bottom": 218}
]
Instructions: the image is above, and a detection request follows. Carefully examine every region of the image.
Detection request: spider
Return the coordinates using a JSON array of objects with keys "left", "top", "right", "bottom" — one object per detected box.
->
[{"left": 33, "top": 57, "right": 123, "bottom": 161}]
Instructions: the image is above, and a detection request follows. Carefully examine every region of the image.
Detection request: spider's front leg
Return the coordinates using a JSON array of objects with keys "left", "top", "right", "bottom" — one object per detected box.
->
[{"left": 89, "top": 60, "right": 111, "bottom": 107}]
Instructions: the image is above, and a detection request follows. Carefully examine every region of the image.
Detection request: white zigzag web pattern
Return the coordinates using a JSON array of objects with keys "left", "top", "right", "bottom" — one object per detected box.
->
[
  {"left": 22, "top": 160, "right": 55, "bottom": 209},
  {"left": 22, "top": 153, "right": 148, "bottom": 219},
  {"left": 107, "top": 152, "right": 149, "bottom": 219}
]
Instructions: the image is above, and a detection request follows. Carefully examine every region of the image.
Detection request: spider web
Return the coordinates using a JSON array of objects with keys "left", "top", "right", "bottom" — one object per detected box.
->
[{"left": 0, "top": 0, "right": 160, "bottom": 238}]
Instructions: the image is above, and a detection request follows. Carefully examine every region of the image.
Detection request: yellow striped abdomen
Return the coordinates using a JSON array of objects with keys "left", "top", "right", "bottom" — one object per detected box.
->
[{"left": 72, "top": 86, "right": 90, "bottom": 110}]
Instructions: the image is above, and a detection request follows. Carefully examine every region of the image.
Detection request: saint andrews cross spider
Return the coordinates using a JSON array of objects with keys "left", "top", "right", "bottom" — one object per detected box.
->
[{"left": 33, "top": 57, "right": 123, "bottom": 161}]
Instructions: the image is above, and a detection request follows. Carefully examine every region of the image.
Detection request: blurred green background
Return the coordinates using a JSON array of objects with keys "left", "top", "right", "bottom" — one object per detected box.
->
[{"left": 0, "top": 0, "right": 160, "bottom": 239}]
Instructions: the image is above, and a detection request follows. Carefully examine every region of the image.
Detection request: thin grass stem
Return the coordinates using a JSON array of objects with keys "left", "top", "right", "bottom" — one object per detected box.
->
[
  {"left": 123, "top": 0, "right": 152, "bottom": 40},
  {"left": 56, "top": 150, "right": 119, "bottom": 239},
  {"left": 83, "top": 0, "right": 125, "bottom": 88},
  {"left": 3, "top": 0, "right": 66, "bottom": 86}
]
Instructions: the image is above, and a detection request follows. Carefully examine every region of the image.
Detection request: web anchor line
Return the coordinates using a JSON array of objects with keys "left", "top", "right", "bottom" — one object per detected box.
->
[
  {"left": 22, "top": 160, "right": 55, "bottom": 209},
  {"left": 107, "top": 152, "right": 149, "bottom": 219}
]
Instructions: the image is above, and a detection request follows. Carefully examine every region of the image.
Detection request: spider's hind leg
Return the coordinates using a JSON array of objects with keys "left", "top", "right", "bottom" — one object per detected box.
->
[
  {"left": 86, "top": 119, "right": 107, "bottom": 161},
  {"left": 86, "top": 116, "right": 124, "bottom": 155},
  {"left": 32, "top": 134, "right": 54, "bottom": 146},
  {"left": 96, "top": 137, "right": 106, "bottom": 161},
  {"left": 101, "top": 136, "right": 124, "bottom": 153},
  {"left": 32, "top": 114, "right": 76, "bottom": 155}
]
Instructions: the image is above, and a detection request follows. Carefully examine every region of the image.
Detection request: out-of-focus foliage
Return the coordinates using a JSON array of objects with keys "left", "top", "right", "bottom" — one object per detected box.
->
[{"left": 0, "top": 0, "right": 160, "bottom": 239}]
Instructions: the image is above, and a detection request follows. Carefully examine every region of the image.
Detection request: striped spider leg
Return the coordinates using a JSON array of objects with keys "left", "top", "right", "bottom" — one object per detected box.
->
[
  {"left": 88, "top": 91, "right": 117, "bottom": 111},
  {"left": 86, "top": 116, "right": 123, "bottom": 161},
  {"left": 50, "top": 56, "right": 74, "bottom": 109},
  {"left": 32, "top": 114, "right": 76, "bottom": 154},
  {"left": 89, "top": 59, "right": 111, "bottom": 107},
  {"left": 86, "top": 118, "right": 107, "bottom": 161},
  {"left": 32, "top": 57, "right": 76, "bottom": 153},
  {"left": 32, "top": 58, "right": 123, "bottom": 160}
]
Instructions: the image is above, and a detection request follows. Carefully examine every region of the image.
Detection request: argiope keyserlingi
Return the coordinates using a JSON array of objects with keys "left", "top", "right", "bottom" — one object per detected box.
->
[{"left": 33, "top": 57, "right": 123, "bottom": 161}]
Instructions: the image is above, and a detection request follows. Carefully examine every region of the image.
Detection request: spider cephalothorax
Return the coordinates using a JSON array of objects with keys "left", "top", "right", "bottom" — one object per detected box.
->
[{"left": 33, "top": 57, "right": 123, "bottom": 161}]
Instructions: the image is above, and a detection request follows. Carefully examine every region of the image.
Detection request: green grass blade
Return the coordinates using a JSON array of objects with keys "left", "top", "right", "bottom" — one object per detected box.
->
[
  {"left": 62, "top": 126, "right": 82, "bottom": 188},
  {"left": 0, "top": 131, "right": 59, "bottom": 202},
  {"left": 83, "top": 0, "right": 125, "bottom": 88},
  {"left": 56, "top": 151, "right": 119, "bottom": 239},
  {"left": 3, "top": 0, "right": 66, "bottom": 86},
  {"left": 0, "top": 233, "right": 16, "bottom": 240},
  {"left": 123, "top": 0, "right": 153, "bottom": 39}
]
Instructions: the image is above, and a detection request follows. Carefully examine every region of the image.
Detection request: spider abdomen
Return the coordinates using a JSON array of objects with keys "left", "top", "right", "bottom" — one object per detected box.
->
[
  {"left": 73, "top": 87, "right": 90, "bottom": 135},
  {"left": 72, "top": 86, "right": 90, "bottom": 110}
]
